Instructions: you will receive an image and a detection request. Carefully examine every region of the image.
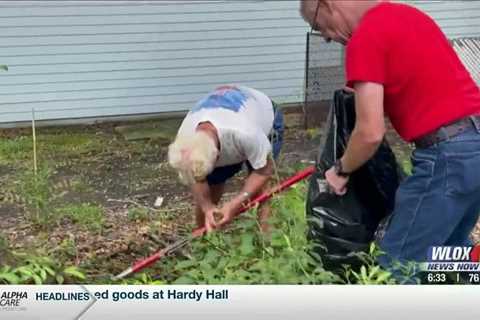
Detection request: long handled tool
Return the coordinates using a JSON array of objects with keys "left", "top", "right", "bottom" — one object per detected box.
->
[{"left": 113, "top": 165, "right": 316, "bottom": 280}]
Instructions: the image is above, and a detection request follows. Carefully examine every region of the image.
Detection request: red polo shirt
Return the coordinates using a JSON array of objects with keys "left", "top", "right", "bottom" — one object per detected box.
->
[{"left": 346, "top": 2, "right": 480, "bottom": 142}]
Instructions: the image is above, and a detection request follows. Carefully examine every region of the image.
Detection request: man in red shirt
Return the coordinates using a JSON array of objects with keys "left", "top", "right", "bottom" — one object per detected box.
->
[{"left": 301, "top": 0, "right": 480, "bottom": 281}]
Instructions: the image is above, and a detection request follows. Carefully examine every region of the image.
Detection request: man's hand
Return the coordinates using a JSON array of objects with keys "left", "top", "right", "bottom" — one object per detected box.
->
[
  {"left": 204, "top": 207, "right": 220, "bottom": 232},
  {"left": 325, "top": 166, "right": 349, "bottom": 196},
  {"left": 218, "top": 201, "right": 238, "bottom": 227}
]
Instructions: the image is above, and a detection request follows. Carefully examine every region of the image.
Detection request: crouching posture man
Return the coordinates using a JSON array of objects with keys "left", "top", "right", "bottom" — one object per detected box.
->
[
  {"left": 168, "top": 85, "right": 284, "bottom": 232},
  {"left": 301, "top": 0, "right": 480, "bottom": 279}
]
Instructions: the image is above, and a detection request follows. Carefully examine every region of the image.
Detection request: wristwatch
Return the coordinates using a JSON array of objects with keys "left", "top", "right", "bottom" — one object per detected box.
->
[{"left": 334, "top": 159, "right": 350, "bottom": 177}]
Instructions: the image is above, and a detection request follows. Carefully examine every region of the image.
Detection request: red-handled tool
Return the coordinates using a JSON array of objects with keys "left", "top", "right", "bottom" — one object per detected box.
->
[{"left": 113, "top": 165, "right": 316, "bottom": 280}]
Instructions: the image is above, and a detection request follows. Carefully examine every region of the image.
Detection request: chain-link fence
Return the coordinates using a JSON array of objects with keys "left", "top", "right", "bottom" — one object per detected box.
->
[
  {"left": 452, "top": 37, "right": 480, "bottom": 86},
  {"left": 304, "top": 33, "right": 345, "bottom": 128}
]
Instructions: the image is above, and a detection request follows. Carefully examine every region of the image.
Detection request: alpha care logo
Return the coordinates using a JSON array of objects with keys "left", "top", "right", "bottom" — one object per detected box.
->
[{"left": 0, "top": 291, "right": 28, "bottom": 312}]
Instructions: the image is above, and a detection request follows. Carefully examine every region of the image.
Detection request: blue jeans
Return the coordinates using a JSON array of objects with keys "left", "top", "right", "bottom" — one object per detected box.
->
[{"left": 378, "top": 126, "right": 480, "bottom": 282}]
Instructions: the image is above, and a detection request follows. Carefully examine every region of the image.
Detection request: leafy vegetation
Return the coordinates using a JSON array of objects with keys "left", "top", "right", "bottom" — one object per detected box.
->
[
  {"left": 17, "top": 165, "right": 55, "bottom": 228},
  {"left": 137, "top": 183, "right": 386, "bottom": 285},
  {"left": 3, "top": 168, "right": 400, "bottom": 285},
  {"left": 50, "top": 236, "right": 78, "bottom": 262},
  {"left": 342, "top": 243, "right": 395, "bottom": 284},
  {"left": 0, "top": 122, "right": 424, "bottom": 285},
  {"left": 122, "top": 273, "right": 166, "bottom": 285},
  {"left": 16, "top": 161, "right": 104, "bottom": 230},
  {"left": 0, "top": 230, "right": 86, "bottom": 285},
  {"left": 0, "top": 253, "right": 85, "bottom": 285}
]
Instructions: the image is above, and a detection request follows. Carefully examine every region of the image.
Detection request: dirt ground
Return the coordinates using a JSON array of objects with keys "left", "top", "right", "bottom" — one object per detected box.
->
[
  {"left": 0, "top": 116, "right": 479, "bottom": 278},
  {"left": 0, "top": 116, "right": 326, "bottom": 277}
]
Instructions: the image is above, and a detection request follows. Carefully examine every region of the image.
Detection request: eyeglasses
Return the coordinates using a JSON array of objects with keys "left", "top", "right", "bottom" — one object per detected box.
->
[
  {"left": 310, "top": 0, "right": 321, "bottom": 33},
  {"left": 310, "top": 0, "right": 332, "bottom": 42}
]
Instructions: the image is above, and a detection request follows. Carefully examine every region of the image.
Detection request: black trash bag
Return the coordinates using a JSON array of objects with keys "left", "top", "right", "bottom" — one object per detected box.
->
[{"left": 306, "top": 89, "right": 402, "bottom": 272}]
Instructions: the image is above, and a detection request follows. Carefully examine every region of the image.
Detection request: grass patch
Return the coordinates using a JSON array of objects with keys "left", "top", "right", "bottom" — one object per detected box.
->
[
  {"left": 127, "top": 207, "right": 150, "bottom": 222},
  {"left": 0, "top": 132, "right": 108, "bottom": 166},
  {"left": 36, "top": 133, "right": 111, "bottom": 163},
  {"left": 0, "top": 136, "right": 33, "bottom": 164},
  {"left": 57, "top": 204, "right": 105, "bottom": 232}
]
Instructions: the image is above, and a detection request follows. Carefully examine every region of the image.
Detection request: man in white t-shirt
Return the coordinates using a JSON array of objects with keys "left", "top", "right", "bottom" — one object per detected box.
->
[{"left": 168, "top": 85, "right": 284, "bottom": 232}]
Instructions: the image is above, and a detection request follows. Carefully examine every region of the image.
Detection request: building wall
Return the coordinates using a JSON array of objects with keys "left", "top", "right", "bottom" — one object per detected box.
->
[{"left": 0, "top": 0, "right": 478, "bottom": 124}]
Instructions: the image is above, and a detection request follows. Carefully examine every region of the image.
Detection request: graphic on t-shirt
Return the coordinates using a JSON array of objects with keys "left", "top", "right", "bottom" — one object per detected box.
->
[{"left": 192, "top": 87, "right": 248, "bottom": 113}]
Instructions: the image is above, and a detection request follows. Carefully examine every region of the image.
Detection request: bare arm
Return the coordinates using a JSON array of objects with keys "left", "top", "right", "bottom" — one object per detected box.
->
[
  {"left": 341, "top": 82, "right": 386, "bottom": 172},
  {"left": 191, "top": 181, "right": 218, "bottom": 231},
  {"left": 191, "top": 181, "right": 214, "bottom": 211},
  {"left": 229, "top": 158, "right": 273, "bottom": 213},
  {"left": 325, "top": 82, "right": 385, "bottom": 195},
  {"left": 218, "top": 158, "right": 273, "bottom": 226}
]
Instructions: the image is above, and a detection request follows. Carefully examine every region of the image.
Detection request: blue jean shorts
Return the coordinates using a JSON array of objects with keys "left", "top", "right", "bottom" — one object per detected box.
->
[{"left": 207, "top": 102, "right": 284, "bottom": 185}]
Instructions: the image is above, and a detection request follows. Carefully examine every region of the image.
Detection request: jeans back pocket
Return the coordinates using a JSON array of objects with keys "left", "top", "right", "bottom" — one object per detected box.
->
[{"left": 445, "top": 150, "right": 480, "bottom": 196}]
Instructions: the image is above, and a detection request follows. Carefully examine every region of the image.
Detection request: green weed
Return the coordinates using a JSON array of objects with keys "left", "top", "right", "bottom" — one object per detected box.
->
[
  {"left": 57, "top": 204, "right": 105, "bottom": 232},
  {"left": 150, "top": 183, "right": 340, "bottom": 284},
  {"left": 127, "top": 207, "right": 150, "bottom": 222},
  {"left": 402, "top": 159, "right": 413, "bottom": 176},
  {"left": 50, "top": 236, "right": 78, "bottom": 262},
  {"left": 128, "top": 182, "right": 413, "bottom": 285},
  {"left": 0, "top": 253, "right": 86, "bottom": 284},
  {"left": 342, "top": 243, "right": 395, "bottom": 284},
  {"left": 122, "top": 273, "right": 165, "bottom": 285},
  {"left": 17, "top": 165, "right": 54, "bottom": 228}
]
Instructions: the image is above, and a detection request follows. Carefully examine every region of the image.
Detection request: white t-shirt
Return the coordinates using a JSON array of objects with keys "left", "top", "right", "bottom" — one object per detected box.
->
[{"left": 177, "top": 85, "right": 274, "bottom": 170}]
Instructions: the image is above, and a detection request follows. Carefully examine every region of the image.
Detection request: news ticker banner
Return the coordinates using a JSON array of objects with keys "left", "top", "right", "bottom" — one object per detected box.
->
[{"left": 1, "top": 285, "right": 479, "bottom": 320}]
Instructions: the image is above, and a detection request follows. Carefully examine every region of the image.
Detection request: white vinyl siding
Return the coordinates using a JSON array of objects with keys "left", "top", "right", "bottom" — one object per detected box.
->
[
  {"left": 0, "top": 1, "right": 478, "bottom": 124},
  {"left": 0, "top": 1, "right": 309, "bottom": 124},
  {"left": 410, "top": 0, "right": 480, "bottom": 38}
]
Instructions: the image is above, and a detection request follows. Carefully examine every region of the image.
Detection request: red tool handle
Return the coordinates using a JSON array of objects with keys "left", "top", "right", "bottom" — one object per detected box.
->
[
  {"left": 193, "top": 165, "right": 316, "bottom": 237},
  {"left": 114, "top": 165, "right": 316, "bottom": 279}
]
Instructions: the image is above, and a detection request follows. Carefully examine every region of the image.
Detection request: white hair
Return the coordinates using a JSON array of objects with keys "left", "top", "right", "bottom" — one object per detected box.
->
[{"left": 168, "top": 131, "right": 218, "bottom": 185}]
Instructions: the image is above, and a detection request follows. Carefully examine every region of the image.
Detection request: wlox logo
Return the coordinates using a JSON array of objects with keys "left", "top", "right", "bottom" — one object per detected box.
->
[{"left": 428, "top": 245, "right": 480, "bottom": 262}]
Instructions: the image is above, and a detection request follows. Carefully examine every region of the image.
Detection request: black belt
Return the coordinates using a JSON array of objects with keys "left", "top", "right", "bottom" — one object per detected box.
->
[{"left": 414, "top": 115, "right": 480, "bottom": 149}]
